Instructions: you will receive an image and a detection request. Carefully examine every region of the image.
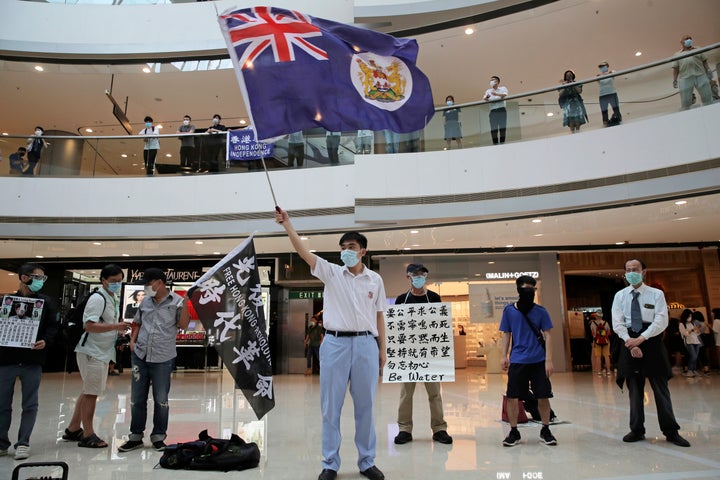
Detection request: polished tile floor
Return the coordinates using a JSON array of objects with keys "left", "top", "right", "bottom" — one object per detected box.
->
[{"left": 2, "top": 368, "right": 720, "bottom": 479}]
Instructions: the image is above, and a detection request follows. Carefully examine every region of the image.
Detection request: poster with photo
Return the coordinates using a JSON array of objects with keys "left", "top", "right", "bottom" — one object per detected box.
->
[
  {"left": 122, "top": 285, "right": 145, "bottom": 321},
  {"left": 469, "top": 282, "right": 522, "bottom": 323},
  {"left": 0, "top": 295, "right": 44, "bottom": 348}
]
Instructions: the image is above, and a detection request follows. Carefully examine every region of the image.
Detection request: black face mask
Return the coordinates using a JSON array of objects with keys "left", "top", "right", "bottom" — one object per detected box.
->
[{"left": 517, "top": 287, "right": 536, "bottom": 314}]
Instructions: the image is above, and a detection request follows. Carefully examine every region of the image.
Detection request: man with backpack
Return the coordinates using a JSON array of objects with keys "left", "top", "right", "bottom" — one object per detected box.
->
[
  {"left": 0, "top": 263, "right": 59, "bottom": 460},
  {"left": 590, "top": 312, "right": 612, "bottom": 376},
  {"left": 63, "top": 264, "right": 129, "bottom": 449}
]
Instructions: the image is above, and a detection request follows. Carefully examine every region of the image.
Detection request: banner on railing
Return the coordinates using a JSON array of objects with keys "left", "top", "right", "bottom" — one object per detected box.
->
[{"left": 227, "top": 129, "right": 274, "bottom": 161}]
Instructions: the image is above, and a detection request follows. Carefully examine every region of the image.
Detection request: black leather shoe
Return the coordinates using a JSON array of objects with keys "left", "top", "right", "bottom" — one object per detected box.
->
[
  {"left": 622, "top": 431, "right": 645, "bottom": 443},
  {"left": 432, "top": 430, "right": 453, "bottom": 444},
  {"left": 318, "top": 469, "right": 337, "bottom": 480},
  {"left": 394, "top": 431, "right": 413, "bottom": 444},
  {"left": 360, "top": 465, "right": 385, "bottom": 480},
  {"left": 666, "top": 432, "right": 691, "bottom": 447}
]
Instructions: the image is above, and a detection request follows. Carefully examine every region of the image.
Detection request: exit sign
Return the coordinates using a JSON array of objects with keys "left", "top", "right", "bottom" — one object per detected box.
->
[{"left": 289, "top": 291, "right": 324, "bottom": 300}]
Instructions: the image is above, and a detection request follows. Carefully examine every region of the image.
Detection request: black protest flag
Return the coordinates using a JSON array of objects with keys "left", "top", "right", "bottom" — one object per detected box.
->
[{"left": 187, "top": 235, "right": 274, "bottom": 419}]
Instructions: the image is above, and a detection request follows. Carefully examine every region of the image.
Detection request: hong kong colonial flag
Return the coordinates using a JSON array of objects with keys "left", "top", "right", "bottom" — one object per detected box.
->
[
  {"left": 187, "top": 235, "right": 274, "bottom": 419},
  {"left": 218, "top": 6, "right": 435, "bottom": 140}
]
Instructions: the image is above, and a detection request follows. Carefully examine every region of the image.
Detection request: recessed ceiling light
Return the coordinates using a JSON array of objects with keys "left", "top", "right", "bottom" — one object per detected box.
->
[
  {"left": 546, "top": 112, "right": 554, "bottom": 117},
  {"left": 34, "top": 65, "right": 44, "bottom": 72},
  {"left": 240, "top": 120, "right": 247, "bottom": 125},
  {"left": 533, "top": 233, "right": 544, "bottom": 237},
  {"left": 35, "top": 255, "right": 44, "bottom": 258},
  {"left": 464, "top": 27, "right": 474, "bottom": 35},
  {"left": 165, "top": 153, "right": 172, "bottom": 157},
  {"left": 505, "top": 244, "right": 514, "bottom": 248},
  {"left": 635, "top": 51, "right": 642, "bottom": 57},
  {"left": 411, "top": 244, "right": 420, "bottom": 247},
  {"left": 121, "top": 253, "right": 131, "bottom": 257},
  {"left": 403, "top": 247, "right": 411, "bottom": 250},
  {"left": 673, "top": 217, "right": 690, "bottom": 221},
  {"left": 92, "top": 242, "right": 102, "bottom": 245},
  {"left": 309, "top": 249, "right": 317, "bottom": 253},
  {"left": 8, "top": 273, "right": 16, "bottom": 276},
  {"left": 213, "top": 251, "right": 221, "bottom": 255},
  {"left": 85, "top": 128, "right": 93, "bottom": 133},
  {"left": 142, "top": 67, "right": 151, "bottom": 73},
  {"left": 2, "top": 132, "right": 8, "bottom": 136},
  {"left": 674, "top": 200, "right": 687, "bottom": 205},
  {"left": 615, "top": 241, "right": 625, "bottom": 245},
  {"left": 156, "top": 125, "right": 163, "bottom": 129},
  {"left": 474, "top": 273, "right": 482, "bottom": 276},
  {"left": 410, "top": 230, "right": 419, "bottom": 234},
  {"left": 532, "top": 218, "right": 542, "bottom": 223},
  {"left": 194, "top": 241, "right": 204, "bottom": 245},
  {"left": 488, "top": 261, "right": 495, "bottom": 264},
  {"left": 300, "top": 236, "right": 308, "bottom": 240},
  {"left": 121, "top": 154, "right": 128, "bottom": 158}
]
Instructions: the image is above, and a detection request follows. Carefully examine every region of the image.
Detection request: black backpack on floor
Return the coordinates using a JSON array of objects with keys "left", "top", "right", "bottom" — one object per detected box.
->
[{"left": 159, "top": 429, "right": 261, "bottom": 472}]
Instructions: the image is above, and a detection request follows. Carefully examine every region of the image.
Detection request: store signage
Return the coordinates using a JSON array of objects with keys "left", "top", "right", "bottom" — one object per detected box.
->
[
  {"left": 127, "top": 268, "right": 204, "bottom": 283},
  {"left": 289, "top": 291, "right": 324, "bottom": 300},
  {"left": 485, "top": 271, "right": 539, "bottom": 280}
]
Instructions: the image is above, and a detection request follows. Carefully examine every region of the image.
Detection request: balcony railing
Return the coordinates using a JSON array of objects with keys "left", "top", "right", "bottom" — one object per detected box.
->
[{"left": 1, "top": 43, "right": 718, "bottom": 177}]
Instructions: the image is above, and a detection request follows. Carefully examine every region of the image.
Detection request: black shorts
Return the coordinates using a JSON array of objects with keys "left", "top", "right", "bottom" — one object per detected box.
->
[{"left": 506, "top": 361, "right": 553, "bottom": 399}]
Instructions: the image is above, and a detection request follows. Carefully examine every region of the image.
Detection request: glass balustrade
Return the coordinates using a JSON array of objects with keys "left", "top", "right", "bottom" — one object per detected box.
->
[{"left": 1, "top": 44, "right": 718, "bottom": 177}]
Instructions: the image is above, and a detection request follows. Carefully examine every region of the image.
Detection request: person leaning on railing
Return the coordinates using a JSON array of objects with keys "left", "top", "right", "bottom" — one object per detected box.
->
[{"left": 672, "top": 34, "right": 714, "bottom": 110}]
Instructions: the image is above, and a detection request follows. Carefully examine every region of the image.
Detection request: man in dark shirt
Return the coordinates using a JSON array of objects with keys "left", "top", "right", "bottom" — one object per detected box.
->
[
  {"left": 205, "top": 114, "right": 227, "bottom": 173},
  {"left": 393, "top": 263, "right": 452, "bottom": 445},
  {"left": 0, "top": 263, "right": 59, "bottom": 460}
]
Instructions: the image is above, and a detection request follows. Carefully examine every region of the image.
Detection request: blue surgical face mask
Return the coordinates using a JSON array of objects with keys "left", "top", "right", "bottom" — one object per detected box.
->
[
  {"left": 600, "top": 66, "right": 608, "bottom": 73},
  {"left": 684, "top": 39, "right": 692, "bottom": 48},
  {"left": 107, "top": 282, "right": 122, "bottom": 294},
  {"left": 446, "top": 100, "right": 453, "bottom": 106},
  {"left": 145, "top": 122, "right": 152, "bottom": 128},
  {"left": 340, "top": 249, "right": 360, "bottom": 268},
  {"left": 411, "top": 276, "right": 426, "bottom": 289},
  {"left": 625, "top": 272, "right": 643, "bottom": 286},
  {"left": 28, "top": 279, "right": 45, "bottom": 293}
]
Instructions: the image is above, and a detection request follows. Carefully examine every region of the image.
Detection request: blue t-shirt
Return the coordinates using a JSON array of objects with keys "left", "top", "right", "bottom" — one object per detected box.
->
[{"left": 499, "top": 303, "right": 553, "bottom": 364}]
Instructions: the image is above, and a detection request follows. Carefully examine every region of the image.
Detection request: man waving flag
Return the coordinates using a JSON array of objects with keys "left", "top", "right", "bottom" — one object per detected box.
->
[{"left": 219, "top": 6, "right": 435, "bottom": 140}]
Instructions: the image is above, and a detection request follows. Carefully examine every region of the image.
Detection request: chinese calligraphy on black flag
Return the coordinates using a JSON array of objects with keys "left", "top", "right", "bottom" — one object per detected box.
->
[
  {"left": 187, "top": 235, "right": 274, "bottom": 419},
  {"left": 383, "top": 302, "right": 455, "bottom": 383}
]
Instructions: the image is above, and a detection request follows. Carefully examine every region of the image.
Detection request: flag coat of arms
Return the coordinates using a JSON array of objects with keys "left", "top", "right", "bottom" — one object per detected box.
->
[
  {"left": 219, "top": 6, "right": 435, "bottom": 140},
  {"left": 187, "top": 235, "right": 274, "bottom": 419}
]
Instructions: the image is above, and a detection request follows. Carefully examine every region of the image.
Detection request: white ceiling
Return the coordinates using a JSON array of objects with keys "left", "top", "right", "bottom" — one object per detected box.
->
[{"left": 0, "top": 0, "right": 719, "bottom": 261}]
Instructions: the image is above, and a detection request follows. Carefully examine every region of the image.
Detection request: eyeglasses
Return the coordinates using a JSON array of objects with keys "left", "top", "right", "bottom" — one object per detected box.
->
[
  {"left": 28, "top": 274, "right": 48, "bottom": 281},
  {"left": 410, "top": 273, "right": 427, "bottom": 278}
]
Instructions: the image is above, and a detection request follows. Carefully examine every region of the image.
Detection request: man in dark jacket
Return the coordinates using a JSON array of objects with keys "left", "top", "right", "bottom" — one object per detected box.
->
[{"left": 0, "top": 263, "right": 59, "bottom": 460}]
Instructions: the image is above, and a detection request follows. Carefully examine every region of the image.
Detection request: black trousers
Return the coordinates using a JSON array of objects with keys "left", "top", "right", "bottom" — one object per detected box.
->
[
  {"left": 143, "top": 149, "right": 158, "bottom": 175},
  {"left": 626, "top": 372, "right": 680, "bottom": 435},
  {"left": 287, "top": 143, "right": 304, "bottom": 167},
  {"left": 489, "top": 107, "right": 507, "bottom": 144},
  {"left": 179, "top": 146, "right": 195, "bottom": 168}
]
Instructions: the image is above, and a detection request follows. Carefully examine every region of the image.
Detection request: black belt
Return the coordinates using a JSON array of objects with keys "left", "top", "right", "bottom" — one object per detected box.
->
[{"left": 325, "top": 330, "right": 371, "bottom": 337}]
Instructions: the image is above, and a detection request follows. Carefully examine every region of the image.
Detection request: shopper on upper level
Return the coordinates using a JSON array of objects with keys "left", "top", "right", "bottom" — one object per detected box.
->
[
  {"left": 442, "top": 95, "right": 462, "bottom": 149},
  {"left": 483, "top": 76, "right": 509, "bottom": 144},
  {"left": 559, "top": 70, "right": 588, "bottom": 134},
  {"left": 596, "top": 61, "right": 622, "bottom": 126},
  {"left": 139, "top": 116, "right": 160, "bottom": 176},
  {"left": 672, "top": 34, "right": 714, "bottom": 110},
  {"left": 176, "top": 115, "right": 196, "bottom": 170},
  {"left": 24, "top": 127, "right": 47, "bottom": 176},
  {"left": 205, "top": 114, "right": 227, "bottom": 173}
]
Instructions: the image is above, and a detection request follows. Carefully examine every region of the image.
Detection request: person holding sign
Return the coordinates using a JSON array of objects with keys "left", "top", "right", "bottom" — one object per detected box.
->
[
  {"left": 393, "top": 263, "right": 452, "bottom": 445},
  {"left": 275, "top": 207, "right": 387, "bottom": 480},
  {"left": 500, "top": 275, "right": 556, "bottom": 447},
  {"left": 0, "top": 263, "right": 59, "bottom": 460}
]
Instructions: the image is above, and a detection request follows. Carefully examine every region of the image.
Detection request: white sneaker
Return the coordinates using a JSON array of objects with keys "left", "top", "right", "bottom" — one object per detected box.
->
[{"left": 14, "top": 445, "right": 30, "bottom": 460}]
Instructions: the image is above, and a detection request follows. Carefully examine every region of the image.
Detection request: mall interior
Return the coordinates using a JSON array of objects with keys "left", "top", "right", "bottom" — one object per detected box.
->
[{"left": 1, "top": 0, "right": 720, "bottom": 479}]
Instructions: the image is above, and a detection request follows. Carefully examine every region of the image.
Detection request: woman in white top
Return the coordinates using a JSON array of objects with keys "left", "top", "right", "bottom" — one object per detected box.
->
[
  {"left": 139, "top": 115, "right": 160, "bottom": 176},
  {"left": 679, "top": 309, "right": 701, "bottom": 377}
]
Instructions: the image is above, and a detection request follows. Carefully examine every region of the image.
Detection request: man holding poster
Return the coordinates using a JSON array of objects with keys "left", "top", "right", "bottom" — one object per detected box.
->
[
  {"left": 275, "top": 207, "right": 387, "bottom": 480},
  {"left": 393, "top": 264, "right": 452, "bottom": 445},
  {"left": 0, "top": 263, "right": 58, "bottom": 460}
]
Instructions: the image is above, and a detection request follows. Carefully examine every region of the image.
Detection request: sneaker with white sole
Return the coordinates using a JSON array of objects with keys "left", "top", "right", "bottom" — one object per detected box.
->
[
  {"left": 14, "top": 445, "right": 30, "bottom": 460},
  {"left": 539, "top": 426, "right": 557, "bottom": 446},
  {"left": 502, "top": 427, "right": 521, "bottom": 447}
]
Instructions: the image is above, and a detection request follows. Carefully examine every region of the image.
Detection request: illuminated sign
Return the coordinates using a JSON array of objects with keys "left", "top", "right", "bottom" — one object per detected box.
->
[{"left": 485, "top": 271, "right": 539, "bottom": 280}]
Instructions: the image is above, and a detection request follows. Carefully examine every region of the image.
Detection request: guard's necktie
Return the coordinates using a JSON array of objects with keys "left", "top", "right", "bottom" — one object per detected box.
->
[{"left": 631, "top": 291, "right": 642, "bottom": 333}]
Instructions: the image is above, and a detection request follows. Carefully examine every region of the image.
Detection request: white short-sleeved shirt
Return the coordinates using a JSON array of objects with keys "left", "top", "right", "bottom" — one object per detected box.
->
[
  {"left": 484, "top": 86, "right": 508, "bottom": 109},
  {"left": 311, "top": 256, "right": 386, "bottom": 336},
  {"left": 75, "top": 288, "right": 119, "bottom": 363}
]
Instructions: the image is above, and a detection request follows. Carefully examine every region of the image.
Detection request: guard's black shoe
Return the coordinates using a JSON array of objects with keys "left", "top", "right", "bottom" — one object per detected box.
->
[
  {"left": 622, "top": 431, "right": 645, "bottom": 443},
  {"left": 666, "top": 432, "right": 690, "bottom": 447},
  {"left": 503, "top": 428, "right": 521, "bottom": 447}
]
